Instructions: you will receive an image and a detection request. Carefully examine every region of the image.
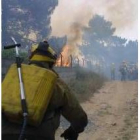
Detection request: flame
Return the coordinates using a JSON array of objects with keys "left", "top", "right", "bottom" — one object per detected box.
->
[{"left": 55, "top": 45, "right": 71, "bottom": 67}]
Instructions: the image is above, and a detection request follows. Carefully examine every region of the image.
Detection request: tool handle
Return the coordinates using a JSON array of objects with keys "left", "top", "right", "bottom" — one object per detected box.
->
[{"left": 4, "top": 44, "right": 21, "bottom": 49}]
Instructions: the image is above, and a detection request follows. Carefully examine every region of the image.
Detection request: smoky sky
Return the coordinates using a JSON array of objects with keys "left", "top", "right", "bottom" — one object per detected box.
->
[{"left": 50, "top": 0, "right": 137, "bottom": 41}]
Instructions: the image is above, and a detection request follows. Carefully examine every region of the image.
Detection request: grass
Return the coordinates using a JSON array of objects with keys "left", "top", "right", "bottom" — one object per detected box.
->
[{"left": 67, "top": 67, "right": 106, "bottom": 102}]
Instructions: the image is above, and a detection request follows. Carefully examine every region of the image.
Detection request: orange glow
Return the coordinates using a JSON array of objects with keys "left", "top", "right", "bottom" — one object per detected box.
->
[{"left": 55, "top": 45, "right": 71, "bottom": 67}]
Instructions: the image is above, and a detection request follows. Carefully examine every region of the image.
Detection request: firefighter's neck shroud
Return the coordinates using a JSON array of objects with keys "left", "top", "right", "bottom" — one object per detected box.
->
[{"left": 2, "top": 64, "right": 57, "bottom": 126}]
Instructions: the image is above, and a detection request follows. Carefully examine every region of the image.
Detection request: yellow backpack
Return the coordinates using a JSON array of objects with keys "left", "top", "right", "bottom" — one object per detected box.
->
[{"left": 2, "top": 64, "right": 57, "bottom": 126}]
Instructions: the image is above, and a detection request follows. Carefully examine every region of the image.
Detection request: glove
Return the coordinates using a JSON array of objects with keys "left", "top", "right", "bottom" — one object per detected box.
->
[{"left": 60, "top": 126, "right": 78, "bottom": 140}]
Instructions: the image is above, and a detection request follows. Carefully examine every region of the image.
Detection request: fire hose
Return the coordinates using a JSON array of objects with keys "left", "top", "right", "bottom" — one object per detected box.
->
[{"left": 4, "top": 37, "right": 28, "bottom": 140}]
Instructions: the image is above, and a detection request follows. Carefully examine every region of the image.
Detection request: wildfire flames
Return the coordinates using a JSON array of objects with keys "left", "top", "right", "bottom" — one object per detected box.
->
[{"left": 55, "top": 45, "right": 71, "bottom": 67}]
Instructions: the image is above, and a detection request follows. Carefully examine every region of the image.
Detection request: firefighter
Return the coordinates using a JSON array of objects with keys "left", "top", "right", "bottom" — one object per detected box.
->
[
  {"left": 134, "top": 64, "right": 138, "bottom": 80},
  {"left": 2, "top": 41, "right": 88, "bottom": 140},
  {"left": 119, "top": 61, "right": 127, "bottom": 81},
  {"left": 110, "top": 63, "right": 115, "bottom": 80}
]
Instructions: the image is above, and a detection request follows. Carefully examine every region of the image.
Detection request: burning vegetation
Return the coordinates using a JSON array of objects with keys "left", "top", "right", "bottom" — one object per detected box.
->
[{"left": 55, "top": 45, "right": 72, "bottom": 67}]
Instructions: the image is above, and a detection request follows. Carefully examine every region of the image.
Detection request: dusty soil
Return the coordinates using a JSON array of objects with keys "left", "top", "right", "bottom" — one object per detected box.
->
[{"left": 56, "top": 81, "right": 138, "bottom": 140}]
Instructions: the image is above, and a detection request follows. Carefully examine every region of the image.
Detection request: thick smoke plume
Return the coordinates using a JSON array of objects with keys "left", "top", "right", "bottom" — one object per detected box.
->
[{"left": 50, "top": 0, "right": 93, "bottom": 59}]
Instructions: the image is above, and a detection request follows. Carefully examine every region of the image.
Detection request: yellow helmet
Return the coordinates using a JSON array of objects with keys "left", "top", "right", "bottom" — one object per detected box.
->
[{"left": 29, "top": 41, "right": 57, "bottom": 63}]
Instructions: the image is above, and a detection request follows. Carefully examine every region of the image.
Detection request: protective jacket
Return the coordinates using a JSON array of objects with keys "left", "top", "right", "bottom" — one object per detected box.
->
[{"left": 2, "top": 61, "right": 88, "bottom": 140}]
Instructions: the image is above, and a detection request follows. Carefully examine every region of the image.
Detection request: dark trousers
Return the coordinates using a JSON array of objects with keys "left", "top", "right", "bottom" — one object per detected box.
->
[
  {"left": 111, "top": 72, "right": 115, "bottom": 80},
  {"left": 121, "top": 74, "right": 126, "bottom": 81}
]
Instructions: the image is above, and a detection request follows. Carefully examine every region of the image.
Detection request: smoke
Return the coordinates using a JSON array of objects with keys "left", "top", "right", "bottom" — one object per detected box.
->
[
  {"left": 50, "top": 0, "right": 137, "bottom": 38},
  {"left": 50, "top": 0, "right": 93, "bottom": 58},
  {"left": 50, "top": 0, "right": 137, "bottom": 55},
  {"left": 104, "top": 0, "right": 137, "bottom": 27},
  {"left": 102, "top": 0, "right": 138, "bottom": 40}
]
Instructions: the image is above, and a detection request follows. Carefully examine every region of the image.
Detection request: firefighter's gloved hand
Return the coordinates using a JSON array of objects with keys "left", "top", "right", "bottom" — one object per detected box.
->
[{"left": 60, "top": 126, "right": 78, "bottom": 140}]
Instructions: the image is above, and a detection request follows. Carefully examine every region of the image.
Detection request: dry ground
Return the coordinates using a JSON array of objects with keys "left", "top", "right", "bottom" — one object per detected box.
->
[{"left": 56, "top": 81, "right": 138, "bottom": 140}]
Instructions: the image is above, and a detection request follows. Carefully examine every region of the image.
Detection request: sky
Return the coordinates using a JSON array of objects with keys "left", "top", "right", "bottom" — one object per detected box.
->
[{"left": 50, "top": 0, "right": 138, "bottom": 41}]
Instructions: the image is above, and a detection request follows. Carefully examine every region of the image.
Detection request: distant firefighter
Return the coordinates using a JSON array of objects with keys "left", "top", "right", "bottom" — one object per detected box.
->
[
  {"left": 110, "top": 63, "right": 115, "bottom": 80},
  {"left": 134, "top": 64, "right": 138, "bottom": 80},
  {"left": 127, "top": 64, "right": 138, "bottom": 80},
  {"left": 119, "top": 61, "right": 128, "bottom": 81}
]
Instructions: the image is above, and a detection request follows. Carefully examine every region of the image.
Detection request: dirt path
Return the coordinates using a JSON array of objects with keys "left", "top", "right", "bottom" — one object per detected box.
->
[{"left": 56, "top": 81, "right": 138, "bottom": 140}]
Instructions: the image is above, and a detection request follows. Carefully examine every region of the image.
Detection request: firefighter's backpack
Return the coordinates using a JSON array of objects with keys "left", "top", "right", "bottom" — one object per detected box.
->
[{"left": 2, "top": 64, "right": 57, "bottom": 126}]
